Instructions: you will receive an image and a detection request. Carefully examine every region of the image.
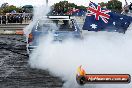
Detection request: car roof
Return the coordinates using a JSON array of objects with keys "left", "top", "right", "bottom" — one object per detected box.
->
[{"left": 39, "top": 16, "right": 74, "bottom": 20}]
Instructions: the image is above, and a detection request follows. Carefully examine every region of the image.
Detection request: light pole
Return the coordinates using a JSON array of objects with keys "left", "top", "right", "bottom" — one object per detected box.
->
[
  {"left": 125, "top": 0, "right": 128, "bottom": 5},
  {"left": 46, "top": 0, "right": 48, "bottom": 6}
]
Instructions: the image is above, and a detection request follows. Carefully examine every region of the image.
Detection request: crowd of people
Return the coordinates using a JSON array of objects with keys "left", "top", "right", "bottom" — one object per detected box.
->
[{"left": 0, "top": 13, "right": 33, "bottom": 24}]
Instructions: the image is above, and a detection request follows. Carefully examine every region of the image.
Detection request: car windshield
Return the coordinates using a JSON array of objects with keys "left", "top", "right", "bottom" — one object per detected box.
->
[{"left": 36, "top": 19, "right": 76, "bottom": 32}]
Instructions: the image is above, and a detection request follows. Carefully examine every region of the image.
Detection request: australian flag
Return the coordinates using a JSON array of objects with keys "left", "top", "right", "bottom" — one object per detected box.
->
[{"left": 83, "top": 2, "right": 132, "bottom": 33}]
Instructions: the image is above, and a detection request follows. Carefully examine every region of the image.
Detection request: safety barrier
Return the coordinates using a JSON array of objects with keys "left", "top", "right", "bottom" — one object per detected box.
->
[{"left": 0, "top": 24, "right": 28, "bottom": 35}]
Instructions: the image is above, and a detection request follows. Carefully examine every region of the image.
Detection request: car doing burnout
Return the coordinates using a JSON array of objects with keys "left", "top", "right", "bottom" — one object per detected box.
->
[{"left": 27, "top": 16, "right": 82, "bottom": 52}]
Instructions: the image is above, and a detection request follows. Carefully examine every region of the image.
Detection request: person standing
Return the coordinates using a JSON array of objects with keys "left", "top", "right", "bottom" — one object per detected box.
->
[
  {"left": 0, "top": 16, "right": 2, "bottom": 24},
  {"left": 2, "top": 15, "right": 6, "bottom": 24},
  {"left": 129, "top": 2, "right": 132, "bottom": 13}
]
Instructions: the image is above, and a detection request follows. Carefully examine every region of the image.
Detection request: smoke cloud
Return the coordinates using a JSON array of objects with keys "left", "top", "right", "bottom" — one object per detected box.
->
[
  {"left": 24, "top": 1, "right": 132, "bottom": 87},
  {"left": 29, "top": 28, "right": 132, "bottom": 88},
  {"left": 23, "top": 4, "right": 50, "bottom": 37}
]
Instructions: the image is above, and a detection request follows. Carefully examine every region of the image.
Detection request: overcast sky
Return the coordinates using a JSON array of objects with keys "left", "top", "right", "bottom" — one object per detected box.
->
[{"left": 0, "top": 0, "right": 131, "bottom": 7}]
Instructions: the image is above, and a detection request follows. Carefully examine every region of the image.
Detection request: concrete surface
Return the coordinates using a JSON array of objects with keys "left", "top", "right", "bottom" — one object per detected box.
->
[{"left": 0, "top": 35, "right": 63, "bottom": 88}]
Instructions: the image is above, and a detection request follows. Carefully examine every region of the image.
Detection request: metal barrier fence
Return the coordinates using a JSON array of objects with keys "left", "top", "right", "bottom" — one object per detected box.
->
[{"left": 0, "top": 13, "right": 33, "bottom": 24}]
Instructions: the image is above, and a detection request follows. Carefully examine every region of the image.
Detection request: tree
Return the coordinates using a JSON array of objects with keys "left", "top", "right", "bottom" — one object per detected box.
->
[
  {"left": 76, "top": 5, "right": 86, "bottom": 10},
  {"left": 0, "top": 3, "right": 22, "bottom": 14},
  {"left": 53, "top": 1, "right": 86, "bottom": 14},
  {"left": 2, "top": 5, "right": 20, "bottom": 13},
  {"left": 99, "top": 2, "right": 107, "bottom": 8},
  {"left": 0, "top": 3, "right": 9, "bottom": 15},
  {"left": 1, "top": 3, "right": 9, "bottom": 8},
  {"left": 106, "top": 0, "right": 122, "bottom": 12},
  {"left": 22, "top": 5, "right": 33, "bottom": 13},
  {"left": 53, "top": 1, "right": 70, "bottom": 14}
]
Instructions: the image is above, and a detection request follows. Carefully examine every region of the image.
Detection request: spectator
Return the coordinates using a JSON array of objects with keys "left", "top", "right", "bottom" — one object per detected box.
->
[
  {"left": 18, "top": 14, "right": 23, "bottom": 23},
  {"left": 7, "top": 14, "right": 11, "bottom": 23},
  {"left": 0, "top": 13, "right": 32, "bottom": 24},
  {"left": 2, "top": 15, "right": 6, "bottom": 24},
  {"left": 0, "top": 16, "right": 2, "bottom": 24},
  {"left": 129, "top": 3, "right": 132, "bottom": 13}
]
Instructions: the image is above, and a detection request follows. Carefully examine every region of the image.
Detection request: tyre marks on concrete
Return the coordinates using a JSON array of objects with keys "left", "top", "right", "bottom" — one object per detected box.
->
[{"left": 0, "top": 35, "right": 63, "bottom": 88}]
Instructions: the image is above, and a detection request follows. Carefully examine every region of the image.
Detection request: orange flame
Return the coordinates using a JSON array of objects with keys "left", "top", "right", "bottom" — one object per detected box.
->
[{"left": 77, "top": 65, "right": 86, "bottom": 76}]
